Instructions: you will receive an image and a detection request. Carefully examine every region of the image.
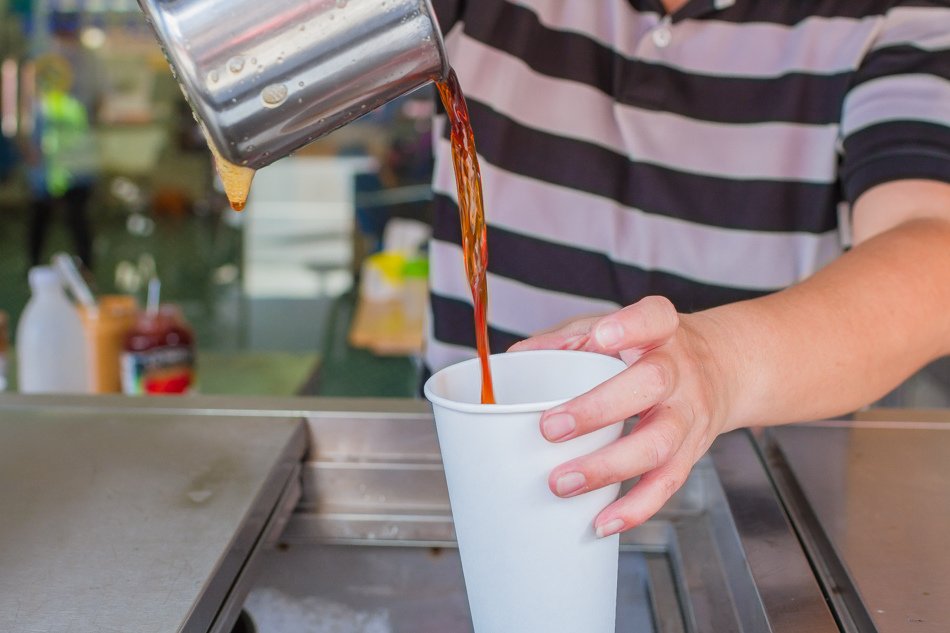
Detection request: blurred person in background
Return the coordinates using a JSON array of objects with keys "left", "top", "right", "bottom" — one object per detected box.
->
[
  {"left": 0, "top": 133, "right": 16, "bottom": 185},
  {"left": 23, "top": 51, "right": 97, "bottom": 270},
  {"left": 427, "top": 0, "right": 950, "bottom": 536}
]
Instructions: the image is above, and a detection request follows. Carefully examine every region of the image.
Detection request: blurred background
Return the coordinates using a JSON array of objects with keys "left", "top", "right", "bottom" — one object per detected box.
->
[
  {"left": 2, "top": 0, "right": 947, "bottom": 404},
  {"left": 0, "top": 0, "right": 435, "bottom": 397}
]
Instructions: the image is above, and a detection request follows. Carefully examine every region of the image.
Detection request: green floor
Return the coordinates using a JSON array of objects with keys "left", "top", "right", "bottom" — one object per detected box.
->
[{"left": 0, "top": 203, "right": 418, "bottom": 398}]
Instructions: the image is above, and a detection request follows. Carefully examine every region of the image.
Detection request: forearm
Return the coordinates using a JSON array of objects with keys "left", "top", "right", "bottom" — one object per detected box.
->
[{"left": 693, "top": 216, "right": 950, "bottom": 430}]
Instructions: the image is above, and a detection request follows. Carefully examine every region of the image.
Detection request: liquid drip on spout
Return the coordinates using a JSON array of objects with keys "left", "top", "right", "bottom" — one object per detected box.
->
[
  {"left": 207, "top": 141, "right": 255, "bottom": 211},
  {"left": 196, "top": 118, "right": 255, "bottom": 211}
]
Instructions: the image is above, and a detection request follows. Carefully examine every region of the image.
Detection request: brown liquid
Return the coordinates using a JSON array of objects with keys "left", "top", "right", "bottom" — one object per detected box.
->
[
  {"left": 208, "top": 141, "right": 255, "bottom": 211},
  {"left": 437, "top": 69, "right": 496, "bottom": 404}
]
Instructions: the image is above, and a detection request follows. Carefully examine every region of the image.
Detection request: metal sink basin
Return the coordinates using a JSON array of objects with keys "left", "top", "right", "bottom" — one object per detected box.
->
[{"left": 249, "top": 405, "right": 837, "bottom": 633}]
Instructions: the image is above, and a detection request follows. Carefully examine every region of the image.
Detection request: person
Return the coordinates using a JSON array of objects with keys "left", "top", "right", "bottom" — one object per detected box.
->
[
  {"left": 24, "top": 53, "right": 97, "bottom": 270},
  {"left": 426, "top": 0, "right": 950, "bottom": 537}
]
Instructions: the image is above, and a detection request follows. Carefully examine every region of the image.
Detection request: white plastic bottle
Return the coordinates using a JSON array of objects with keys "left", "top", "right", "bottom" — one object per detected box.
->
[{"left": 16, "top": 266, "right": 90, "bottom": 393}]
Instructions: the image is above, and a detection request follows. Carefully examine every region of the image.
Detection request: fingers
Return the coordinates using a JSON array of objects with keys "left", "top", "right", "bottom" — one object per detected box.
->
[
  {"left": 547, "top": 402, "right": 690, "bottom": 498},
  {"left": 593, "top": 460, "right": 693, "bottom": 537},
  {"left": 507, "top": 316, "right": 599, "bottom": 352},
  {"left": 540, "top": 350, "right": 676, "bottom": 442},
  {"left": 587, "top": 295, "right": 679, "bottom": 356},
  {"left": 548, "top": 401, "right": 706, "bottom": 537},
  {"left": 508, "top": 295, "right": 678, "bottom": 355},
  {"left": 512, "top": 295, "right": 695, "bottom": 534}
]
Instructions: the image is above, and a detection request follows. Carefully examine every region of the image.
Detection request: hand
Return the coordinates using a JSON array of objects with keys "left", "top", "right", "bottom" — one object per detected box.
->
[{"left": 508, "top": 296, "right": 735, "bottom": 537}]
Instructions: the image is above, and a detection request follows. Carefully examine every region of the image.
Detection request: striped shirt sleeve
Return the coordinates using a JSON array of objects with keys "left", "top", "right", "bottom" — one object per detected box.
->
[{"left": 839, "top": 0, "right": 950, "bottom": 203}]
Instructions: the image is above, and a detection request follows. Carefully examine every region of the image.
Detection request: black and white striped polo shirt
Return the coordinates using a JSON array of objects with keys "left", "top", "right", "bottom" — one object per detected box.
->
[{"left": 425, "top": 0, "right": 950, "bottom": 373}]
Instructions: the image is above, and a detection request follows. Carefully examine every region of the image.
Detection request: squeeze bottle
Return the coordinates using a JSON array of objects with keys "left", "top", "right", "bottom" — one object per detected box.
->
[{"left": 16, "top": 266, "right": 90, "bottom": 393}]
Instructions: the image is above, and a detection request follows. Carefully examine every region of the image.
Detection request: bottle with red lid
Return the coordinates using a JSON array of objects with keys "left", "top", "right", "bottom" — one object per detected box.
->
[{"left": 120, "top": 304, "right": 195, "bottom": 395}]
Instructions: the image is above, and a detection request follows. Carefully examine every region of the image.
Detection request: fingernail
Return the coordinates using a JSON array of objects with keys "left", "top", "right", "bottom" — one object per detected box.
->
[
  {"left": 542, "top": 413, "right": 576, "bottom": 441},
  {"left": 595, "top": 322, "right": 623, "bottom": 347},
  {"left": 555, "top": 472, "right": 587, "bottom": 497},
  {"left": 595, "top": 519, "right": 625, "bottom": 538}
]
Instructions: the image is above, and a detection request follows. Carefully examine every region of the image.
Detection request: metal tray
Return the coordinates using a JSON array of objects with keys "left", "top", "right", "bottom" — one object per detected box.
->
[{"left": 0, "top": 399, "right": 307, "bottom": 633}]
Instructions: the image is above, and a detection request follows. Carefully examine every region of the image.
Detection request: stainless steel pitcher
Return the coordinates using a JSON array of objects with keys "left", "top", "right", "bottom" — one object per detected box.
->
[{"left": 138, "top": 0, "right": 449, "bottom": 170}]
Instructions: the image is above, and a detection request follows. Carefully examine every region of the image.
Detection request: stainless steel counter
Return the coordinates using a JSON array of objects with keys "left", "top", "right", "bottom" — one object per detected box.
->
[
  {"left": 764, "top": 419, "right": 950, "bottom": 633},
  {"left": 3, "top": 395, "right": 948, "bottom": 633},
  {"left": 0, "top": 398, "right": 307, "bottom": 633}
]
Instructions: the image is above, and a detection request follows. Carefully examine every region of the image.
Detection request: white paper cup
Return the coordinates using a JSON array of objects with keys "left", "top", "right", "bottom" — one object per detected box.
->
[{"left": 424, "top": 350, "right": 626, "bottom": 633}]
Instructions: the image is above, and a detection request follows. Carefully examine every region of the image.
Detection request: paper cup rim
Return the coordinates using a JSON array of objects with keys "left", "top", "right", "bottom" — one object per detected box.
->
[{"left": 423, "top": 350, "right": 627, "bottom": 414}]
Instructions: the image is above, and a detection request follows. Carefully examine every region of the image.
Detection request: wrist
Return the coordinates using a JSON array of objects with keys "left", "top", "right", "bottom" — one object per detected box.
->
[{"left": 680, "top": 307, "right": 758, "bottom": 434}]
